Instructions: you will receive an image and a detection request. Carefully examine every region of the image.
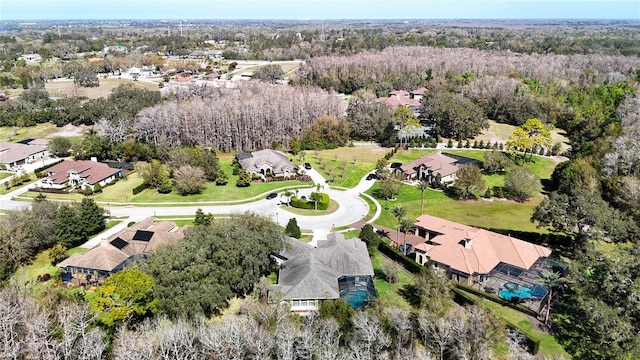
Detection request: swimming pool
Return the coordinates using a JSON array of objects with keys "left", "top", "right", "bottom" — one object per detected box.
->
[{"left": 499, "top": 282, "right": 547, "bottom": 301}]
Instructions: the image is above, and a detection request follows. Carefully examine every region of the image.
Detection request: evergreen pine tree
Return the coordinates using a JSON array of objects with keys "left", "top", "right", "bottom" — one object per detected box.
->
[
  {"left": 78, "top": 198, "right": 106, "bottom": 238},
  {"left": 55, "top": 205, "right": 83, "bottom": 247},
  {"left": 285, "top": 218, "right": 301, "bottom": 239}
]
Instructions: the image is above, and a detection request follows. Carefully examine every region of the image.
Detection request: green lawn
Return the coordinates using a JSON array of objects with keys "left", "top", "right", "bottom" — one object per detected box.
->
[
  {"left": 280, "top": 200, "right": 340, "bottom": 216},
  {"left": 20, "top": 160, "right": 312, "bottom": 204},
  {"left": 370, "top": 250, "right": 415, "bottom": 310},
  {"left": 369, "top": 183, "right": 545, "bottom": 234},
  {"left": 302, "top": 147, "right": 389, "bottom": 188},
  {"left": 0, "top": 123, "right": 60, "bottom": 142},
  {"left": 0, "top": 172, "right": 12, "bottom": 180},
  {"left": 13, "top": 246, "right": 88, "bottom": 294}
]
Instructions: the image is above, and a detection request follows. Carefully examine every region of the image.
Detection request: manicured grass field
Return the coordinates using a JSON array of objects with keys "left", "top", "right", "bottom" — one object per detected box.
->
[
  {"left": 302, "top": 147, "right": 389, "bottom": 188},
  {"left": 0, "top": 123, "right": 60, "bottom": 143},
  {"left": 0, "top": 172, "right": 12, "bottom": 180},
  {"left": 280, "top": 199, "right": 340, "bottom": 216},
  {"left": 369, "top": 250, "right": 414, "bottom": 310},
  {"left": 369, "top": 183, "right": 545, "bottom": 234}
]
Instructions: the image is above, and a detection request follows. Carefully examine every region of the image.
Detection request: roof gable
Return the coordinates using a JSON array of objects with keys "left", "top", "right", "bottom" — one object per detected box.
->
[
  {"left": 415, "top": 215, "right": 551, "bottom": 276},
  {"left": 270, "top": 233, "right": 374, "bottom": 300}
]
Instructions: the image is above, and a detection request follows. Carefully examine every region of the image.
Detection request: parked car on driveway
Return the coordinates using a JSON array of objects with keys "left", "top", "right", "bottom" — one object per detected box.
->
[
  {"left": 304, "top": 162, "right": 312, "bottom": 170},
  {"left": 366, "top": 173, "right": 377, "bottom": 180},
  {"left": 266, "top": 192, "right": 278, "bottom": 200}
]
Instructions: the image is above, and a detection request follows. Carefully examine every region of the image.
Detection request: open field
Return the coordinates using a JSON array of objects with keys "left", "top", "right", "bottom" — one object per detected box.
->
[
  {"left": 302, "top": 146, "right": 389, "bottom": 188},
  {"left": 369, "top": 182, "right": 545, "bottom": 234},
  {"left": 45, "top": 78, "right": 159, "bottom": 99},
  {"left": 1, "top": 123, "right": 63, "bottom": 142},
  {"left": 461, "top": 120, "right": 571, "bottom": 153},
  {"left": 391, "top": 149, "right": 558, "bottom": 193}
]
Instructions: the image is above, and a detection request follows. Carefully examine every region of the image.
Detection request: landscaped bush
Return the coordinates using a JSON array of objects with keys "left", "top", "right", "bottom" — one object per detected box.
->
[
  {"left": 377, "top": 241, "right": 425, "bottom": 275},
  {"left": 132, "top": 183, "right": 149, "bottom": 195},
  {"left": 290, "top": 192, "right": 330, "bottom": 210}
]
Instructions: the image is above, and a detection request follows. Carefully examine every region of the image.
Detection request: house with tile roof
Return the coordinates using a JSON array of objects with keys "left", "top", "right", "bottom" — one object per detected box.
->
[
  {"left": 376, "top": 88, "right": 422, "bottom": 115},
  {"left": 269, "top": 233, "right": 377, "bottom": 315},
  {"left": 42, "top": 160, "right": 121, "bottom": 190},
  {"left": 58, "top": 217, "right": 186, "bottom": 285},
  {"left": 0, "top": 141, "right": 48, "bottom": 169},
  {"left": 397, "top": 152, "right": 462, "bottom": 183},
  {"left": 410, "top": 215, "right": 552, "bottom": 286},
  {"left": 236, "top": 149, "right": 297, "bottom": 178}
]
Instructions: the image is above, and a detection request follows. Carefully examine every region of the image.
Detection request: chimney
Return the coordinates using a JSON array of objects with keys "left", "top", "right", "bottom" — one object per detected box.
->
[
  {"left": 464, "top": 231, "right": 473, "bottom": 249},
  {"left": 90, "top": 157, "right": 97, "bottom": 162}
]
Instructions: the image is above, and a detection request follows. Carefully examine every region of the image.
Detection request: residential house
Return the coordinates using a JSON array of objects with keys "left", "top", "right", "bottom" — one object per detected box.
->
[
  {"left": 410, "top": 87, "right": 427, "bottom": 100},
  {"left": 377, "top": 89, "right": 422, "bottom": 114},
  {"left": 397, "top": 152, "right": 461, "bottom": 183},
  {"left": 42, "top": 159, "right": 121, "bottom": 190},
  {"left": 236, "top": 149, "right": 296, "bottom": 178},
  {"left": 269, "top": 233, "right": 377, "bottom": 314},
  {"left": 409, "top": 214, "right": 552, "bottom": 286},
  {"left": 175, "top": 71, "right": 192, "bottom": 82},
  {"left": 0, "top": 141, "right": 48, "bottom": 169},
  {"left": 58, "top": 218, "right": 186, "bottom": 285},
  {"left": 19, "top": 54, "right": 42, "bottom": 63}
]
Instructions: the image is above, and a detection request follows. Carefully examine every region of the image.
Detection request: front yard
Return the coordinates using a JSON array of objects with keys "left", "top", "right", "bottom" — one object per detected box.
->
[{"left": 300, "top": 147, "right": 390, "bottom": 188}]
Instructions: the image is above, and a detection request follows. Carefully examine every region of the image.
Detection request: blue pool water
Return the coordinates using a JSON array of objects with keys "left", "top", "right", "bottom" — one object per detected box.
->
[{"left": 499, "top": 283, "right": 548, "bottom": 301}]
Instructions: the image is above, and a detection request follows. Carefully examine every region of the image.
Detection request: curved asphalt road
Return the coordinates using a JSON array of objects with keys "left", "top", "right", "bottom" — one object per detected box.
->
[{"left": 0, "top": 167, "right": 380, "bottom": 246}]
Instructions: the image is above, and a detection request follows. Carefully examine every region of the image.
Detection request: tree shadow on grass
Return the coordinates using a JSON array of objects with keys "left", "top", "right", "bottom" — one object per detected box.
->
[
  {"left": 541, "top": 179, "right": 556, "bottom": 195},
  {"left": 399, "top": 284, "right": 422, "bottom": 308}
]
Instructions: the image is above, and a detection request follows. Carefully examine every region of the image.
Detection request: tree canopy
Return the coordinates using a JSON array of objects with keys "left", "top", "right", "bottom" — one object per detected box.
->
[
  {"left": 420, "top": 90, "right": 488, "bottom": 140},
  {"left": 141, "top": 213, "right": 286, "bottom": 318}
]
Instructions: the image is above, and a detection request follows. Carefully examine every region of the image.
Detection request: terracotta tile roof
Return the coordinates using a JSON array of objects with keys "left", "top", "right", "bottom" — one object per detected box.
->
[
  {"left": 57, "top": 218, "right": 186, "bottom": 272},
  {"left": 46, "top": 160, "right": 121, "bottom": 185},
  {"left": 0, "top": 142, "right": 47, "bottom": 164},
  {"left": 411, "top": 87, "right": 428, "bottom": 96},
  {"left": 376, "top": 96, "right": 420, "bottom": 109},
  {"left": 389, "top": 90, "right": 410, "bottom": 98},
  {"left": 414, "top": 215, "right": 551, "bottom": 276}
]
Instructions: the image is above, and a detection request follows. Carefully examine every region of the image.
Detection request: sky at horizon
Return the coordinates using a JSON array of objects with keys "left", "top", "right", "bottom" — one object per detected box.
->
[{"left": 2, "top": 0, "right": 639, "bottom": 21}]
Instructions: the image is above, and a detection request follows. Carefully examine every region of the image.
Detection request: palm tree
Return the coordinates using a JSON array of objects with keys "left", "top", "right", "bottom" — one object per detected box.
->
[
  {"left": 537, "top": 270, "right": 562, "bottom": 326},
  {"left": 391, "top": 205, "right": 406, "bottom": 246},
  {"left": 399, "top": 217, "right": 415, "bottom": 255},
  {"left": 417, "top": 180, "right": 429, "bottom": 215},
  {"left": 283, "top": 190, "right": 294, "bottom": 206}
]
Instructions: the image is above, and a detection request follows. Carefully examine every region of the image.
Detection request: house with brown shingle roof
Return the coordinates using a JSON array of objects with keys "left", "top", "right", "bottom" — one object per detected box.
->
[
  {"left": 58, "top": 217, "right": 186, "bottom": 285},
  {"left": 410, "top": 215, "right": 552, "bottom": 286},
  {"left": 236, "top": 149, "right": 296, "bottom": 178},
  {"left": 398, "top": 152, "right": 462, "bottom": 183},
  {"left": 42, "top": 160, "right": 121, "bottom": 190}
]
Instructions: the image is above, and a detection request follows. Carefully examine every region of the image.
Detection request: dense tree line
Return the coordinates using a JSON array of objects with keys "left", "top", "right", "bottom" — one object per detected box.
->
[
  {"left": 529, "top": 89, "right": 640, "bottom": 359},
  {"left": 0, "top": 198, "right": 105, "bottom": 281},
  {"left": 0, "top": 84, "right": 161, "bottom": 128},
  {"left": 133, "top": 83, "right": 346, "bottom": 152}
]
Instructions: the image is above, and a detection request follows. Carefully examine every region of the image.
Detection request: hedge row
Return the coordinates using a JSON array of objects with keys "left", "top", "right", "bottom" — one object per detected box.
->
[
  {"left": 290, "top": 192, "right": 330, "bottom": 210},
  {"left": 377, "top": 241, "right": 425, "bottom": 275},
  {"left": 132, "top": 183, "right": 149, "bottom": 195}
]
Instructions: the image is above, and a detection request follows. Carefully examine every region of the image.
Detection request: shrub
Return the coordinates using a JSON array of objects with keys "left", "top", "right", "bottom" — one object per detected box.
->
[{"left": 132, "top": 183, "right": 149, "bottom": 195}]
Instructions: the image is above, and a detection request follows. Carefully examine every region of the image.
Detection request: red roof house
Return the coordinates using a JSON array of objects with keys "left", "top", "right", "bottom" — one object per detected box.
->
[{"left": 43, "top": 160, "right": 121, "bottom": 190}]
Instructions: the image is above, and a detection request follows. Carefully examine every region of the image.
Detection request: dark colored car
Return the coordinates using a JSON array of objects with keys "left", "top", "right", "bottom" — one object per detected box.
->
[
  {"left": 266, "top": 192, "right": 278, "bottom": 200},
  {"left": 390, "top": 162, "right": 402, "bottom": 169},
  {"left": 304, "top": 162, "right": 312, "bottom": 170},
  {"left": 366, "top": 173, "right": 377, "bottom": 180}
]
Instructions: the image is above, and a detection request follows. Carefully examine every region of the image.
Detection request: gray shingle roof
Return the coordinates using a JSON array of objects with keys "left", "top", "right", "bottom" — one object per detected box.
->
[
  {"left": 237, "top": 149, "right": 296, "bottom": 175},
  {"left": 269, "top": 233, "right": 374, "bottom": 301}
]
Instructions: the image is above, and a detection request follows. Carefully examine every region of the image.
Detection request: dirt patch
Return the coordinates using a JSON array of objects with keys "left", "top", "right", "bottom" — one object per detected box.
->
[{"left": 48, "top": 124, "right": 89, "bottom": 138}]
